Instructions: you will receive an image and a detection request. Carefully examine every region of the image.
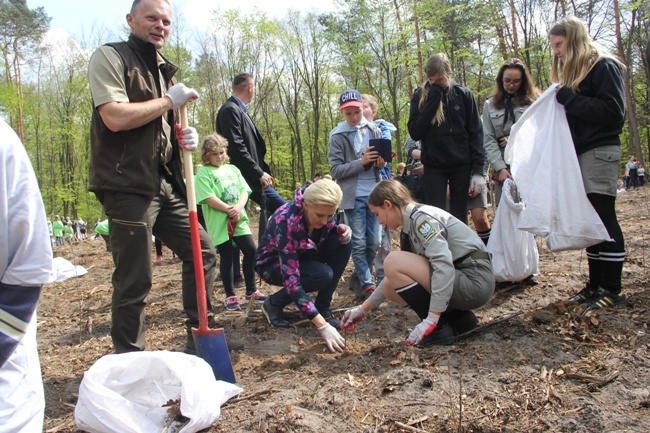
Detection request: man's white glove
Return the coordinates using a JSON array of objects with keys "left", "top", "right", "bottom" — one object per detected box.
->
[
  {"left": 341, "top": 305, "right": 367, "bottom": 331},
  {"left": 174, "top": 124, "right": 199, "bottom": 151},
  {"left": 469, "top": 174, "right": 487, "bottom": 196},
  {"left": 317, "top": 323, "right": 345, "bottom": 353},
  {"left": 337, "top": 224, "right": 352, "bottom": 244},
  {"left": 165, "top": 83, "right": 199, "bottom": 109},
  {"left": 406, "top": 311, "right": 440, "bottom": 346}
]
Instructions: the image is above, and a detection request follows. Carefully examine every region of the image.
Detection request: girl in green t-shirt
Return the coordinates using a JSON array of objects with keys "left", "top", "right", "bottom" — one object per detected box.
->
[{"left": 194, "top": 134, "right": 267, "bottom": 311}]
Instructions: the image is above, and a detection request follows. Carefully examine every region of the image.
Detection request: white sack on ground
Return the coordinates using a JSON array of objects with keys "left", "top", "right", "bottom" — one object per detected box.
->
[
  {"left": 53, "top": 256, "right": 87, "bottom": 281},
  {"left": 74, "top": 351, "right": 243, "bottom": 433},
  {"left": 504, "top": 84, "right": 610, "bottom": 251}
]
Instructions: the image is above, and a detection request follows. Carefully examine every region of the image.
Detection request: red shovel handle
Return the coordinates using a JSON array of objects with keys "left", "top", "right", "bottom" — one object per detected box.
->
[{"left": 180, "top": 105, "right": 209, "bottom": 333}]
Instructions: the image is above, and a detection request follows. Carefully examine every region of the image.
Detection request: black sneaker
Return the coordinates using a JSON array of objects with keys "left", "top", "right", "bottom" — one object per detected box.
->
[
  {"left": 445, "top": 310, "right": 479, "bottom": 336},
  {"left": 582, "top": 287, "right": 626, "bottom": 310},
  {"left": 261, "top": 298, "right": 290, "bottom": 328},
  {"left": 320, "top": 310, "right": 341, "bottom": 330},
  {"left": 418, "top": 323, "right": 455, "bottom": 346},
  {"left": 569, "top": 282, "right": 598, "bottom": 304},
  {"left": 522, "top": 274, "right": 539, "bottom": 286}
]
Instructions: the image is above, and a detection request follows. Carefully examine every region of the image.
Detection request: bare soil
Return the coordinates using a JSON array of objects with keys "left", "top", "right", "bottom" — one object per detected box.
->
[{"left": 41, "top": 189, "right": 650, "bottom": 433}]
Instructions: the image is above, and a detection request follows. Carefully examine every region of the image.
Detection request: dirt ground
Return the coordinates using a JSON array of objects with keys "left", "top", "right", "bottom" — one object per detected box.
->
[{"left": 40, "top": 189, "right": 649, "bottom": 433}]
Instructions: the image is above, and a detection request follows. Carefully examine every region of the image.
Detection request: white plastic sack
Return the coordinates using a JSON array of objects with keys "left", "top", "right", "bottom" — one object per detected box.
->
[
  {"left": 74, "top": 351, "right": 243, "bottom": 433},
  {"left": 487, "top": 179, "right": 539, "bottom": 282},
  {"left": 53, "top": 256, "right": 87, "bottom": 281},
  {"left": 504, "top": 84, "right": 610, "bottom": 251}
]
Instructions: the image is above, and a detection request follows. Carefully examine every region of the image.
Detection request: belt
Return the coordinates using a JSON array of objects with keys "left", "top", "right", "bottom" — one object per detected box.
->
[{"left": 454, "top": 250, "right": 490, "bottom": 266}]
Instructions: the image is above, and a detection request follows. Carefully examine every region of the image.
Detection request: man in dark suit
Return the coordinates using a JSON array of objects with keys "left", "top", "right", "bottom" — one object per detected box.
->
[{"left": 216, "top": 73, "right": 285, "bottom": 215}]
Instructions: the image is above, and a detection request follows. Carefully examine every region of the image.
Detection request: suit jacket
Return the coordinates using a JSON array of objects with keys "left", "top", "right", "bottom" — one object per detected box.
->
[{"left": 216, "top": 96, "right": 271, "bottom": 194}]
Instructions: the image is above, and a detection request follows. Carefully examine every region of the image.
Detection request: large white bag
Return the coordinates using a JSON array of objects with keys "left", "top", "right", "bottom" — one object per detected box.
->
[
  {"left": 74, "top": 351, "right": 243, "bottom": 433},
  {"left": 504, "top": 84, "right": 610, "bottom": 251},
  {"left": 487, "top": 179, "right": 539, "bottom": 282}
]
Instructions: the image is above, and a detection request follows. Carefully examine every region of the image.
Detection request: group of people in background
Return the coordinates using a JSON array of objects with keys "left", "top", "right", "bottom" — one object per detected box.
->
[{"left": 47, "top": 215, "right": 88, "bottom": 247}]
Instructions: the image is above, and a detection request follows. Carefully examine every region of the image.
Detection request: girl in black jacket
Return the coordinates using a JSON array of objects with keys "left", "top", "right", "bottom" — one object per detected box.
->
[
  {"left": 550, "top": 15, "right": 627, "bottom": 309},
  {"left": 407, "top": 53, "right": 485, "bottom": 224}
]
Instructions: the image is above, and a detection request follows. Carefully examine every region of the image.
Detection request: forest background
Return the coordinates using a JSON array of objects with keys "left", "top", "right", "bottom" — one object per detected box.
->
[{"left": 1, "top": 0, "right": 649, "bottom": 223}]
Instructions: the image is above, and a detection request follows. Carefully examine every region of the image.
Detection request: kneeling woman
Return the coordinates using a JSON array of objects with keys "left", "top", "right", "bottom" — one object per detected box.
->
[
  {"left": 342, "top": 180, "right": 495, "bottom": 346},
  {"left": 255, "top": 179, "right": 352, "bottom": 353}
]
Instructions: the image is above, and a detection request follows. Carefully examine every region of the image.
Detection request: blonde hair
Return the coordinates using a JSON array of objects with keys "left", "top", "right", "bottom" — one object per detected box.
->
[
  {"left": 419, "top": 53, "right": 452, "bottom": 125},
  {"left": 549, "top": 16, "right": 624, "bottom": 90},
  {"left": 362, "top": 94, "right": 378, "bottom": 112},
  {"left": 303, "top": 179, "right": 343, "bottom": 208},
  {"left": 200, "top": 133, "right": 230, "bottom": 165},
  {"left": 368, "top": 180, "right": 415, "bottom": 211}
]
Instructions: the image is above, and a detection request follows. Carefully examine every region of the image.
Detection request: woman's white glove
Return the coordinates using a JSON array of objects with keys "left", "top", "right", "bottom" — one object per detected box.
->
[
  {"left": 341, "top": 306, "right": 367, "bottom": 331},
  {"left": 317, "top": 323, "right": 345, "bottom": 353},
  {"left": 174, "top": 125, "right": 199, "bottom": 151},
  {"left": 469, "top": 174, "right": 487, "bottom": 196},
  {"left": 337, "top": 224, "right": 352, "bottom": 244},
  {"left": 165, "top": 83, "right": 199, "bottom": 108},
  {"left": 406, "top": 312, "right": 440, "bottom": 346}
]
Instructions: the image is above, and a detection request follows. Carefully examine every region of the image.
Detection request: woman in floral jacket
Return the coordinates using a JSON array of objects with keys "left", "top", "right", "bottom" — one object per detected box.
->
[{"left": 255, "top": 179, "right": 352, "bottom": 353}]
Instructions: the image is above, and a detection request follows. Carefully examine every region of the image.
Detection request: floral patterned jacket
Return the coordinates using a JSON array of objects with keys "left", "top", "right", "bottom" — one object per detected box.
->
[{"left": 254, "top": 190, "right": 337, "bottom": 319}]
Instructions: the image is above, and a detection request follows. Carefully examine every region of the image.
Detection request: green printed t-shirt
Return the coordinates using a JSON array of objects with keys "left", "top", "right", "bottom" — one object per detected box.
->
[{"left": 195, "top": 163, "right": 252, "bottom": 246}]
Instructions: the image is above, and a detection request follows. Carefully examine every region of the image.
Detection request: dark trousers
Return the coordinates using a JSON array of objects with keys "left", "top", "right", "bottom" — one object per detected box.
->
[
  {"left": 423, "top": 168, "right": 472, "bottom": 224},
  {"left": 262, "top": 230, "right": 352, "bottom": 313},
  {"left": 96, "top": 177, "right": 216, "bottom": 353},
  {"left": 216, "top": 234, "right": 257, "bottom": 297}
]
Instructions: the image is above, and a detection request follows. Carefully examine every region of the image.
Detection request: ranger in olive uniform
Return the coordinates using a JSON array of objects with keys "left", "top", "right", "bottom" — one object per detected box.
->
[{"left": 342, "top": 180, "right": 495, "bottom": 346}]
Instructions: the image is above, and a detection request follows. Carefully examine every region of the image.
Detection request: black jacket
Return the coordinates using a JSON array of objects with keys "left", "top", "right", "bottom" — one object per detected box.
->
[
  {"left": 407, "top": 83, "right": 485, "bottom": 175},
  {"left": 216, "top": 96, "right": 270, "bottom": 194},
  {"left": 556, "top": 57, "right": 626, "bottom": 156}
]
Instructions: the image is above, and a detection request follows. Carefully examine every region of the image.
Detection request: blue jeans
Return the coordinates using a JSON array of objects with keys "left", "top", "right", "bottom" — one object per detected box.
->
[
  {"left": 265, "top": 230, "right": 352, "bottom": 312},
  {"left": 250, "top": 186, "right": 286, "bottom": 215},
  {"left": 344, "top": 196, "right": 380, "bottom": 288}
]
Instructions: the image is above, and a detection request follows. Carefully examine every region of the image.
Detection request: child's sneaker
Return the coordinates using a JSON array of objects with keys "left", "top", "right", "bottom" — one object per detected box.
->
[
  {"left": 245, "top": 289, "right": 268, "bottom": 302},
  {"left": 582, "top": 287, "right": 626, "bottom": 310},
  {"left": 225, "top": 296, "right": 241, "bottom": 311},
  {"left": 156, "top": 255, "right": 163, "bottom": 262},
  {"left": 569, "top": 282, "right": 597, "bottom": 304}
]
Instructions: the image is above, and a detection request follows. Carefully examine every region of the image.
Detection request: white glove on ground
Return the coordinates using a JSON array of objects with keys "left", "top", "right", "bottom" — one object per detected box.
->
[
  {"left": 174, "top": 125, "right": 199, "bottom": 151},
  {"left": 406, "top": 312, "right": 440, "bottom": 346},
  {"left": 337, "top": 224, "right": 352, "bottom": 244},
  {"left": 341, "top": 306, "right": 367, "bottom": 331},
  {"left": 317, "top": 323, "right": 345, "bottom": 352},
  {"left": 470, "top": 174, "right": 487, "bottom": 195},
  {"left": 165, "top": 83, "right": 199, "bottom": 108}
]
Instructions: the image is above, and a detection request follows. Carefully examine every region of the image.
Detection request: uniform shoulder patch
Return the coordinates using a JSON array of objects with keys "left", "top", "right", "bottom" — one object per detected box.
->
[{"left": 416, "top": 219, "right": 437, "bottom": 241}]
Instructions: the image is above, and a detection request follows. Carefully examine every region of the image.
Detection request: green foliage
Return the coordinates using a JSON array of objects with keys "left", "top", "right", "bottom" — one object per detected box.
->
[{"left": 13, "top": 0, "right": 650, "bottom": 217}]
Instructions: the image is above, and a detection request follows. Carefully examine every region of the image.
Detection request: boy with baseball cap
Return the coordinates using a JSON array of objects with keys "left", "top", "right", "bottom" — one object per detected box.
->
[{"left": 327, "top": 89, "right": 386, "bottom": 300}]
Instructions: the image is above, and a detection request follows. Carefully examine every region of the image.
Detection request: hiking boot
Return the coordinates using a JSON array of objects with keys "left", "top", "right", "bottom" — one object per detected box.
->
[
  {"left": 418, "top": 323, "right": 455, "bottom": 347},
  {"left": 444, "top": 310, "right": 479, "bottom": 336},
  {"left": 225, "top": 296, "right": 241, "bottom": 311},
  {"left": 320, "top": 310, "right": 341, "bottom": 330},
  {"left": 185, "top": 334, "right": 244, "bottom": 355},
  {"left": 569, "top": 282, "right": 598, "bottom": 304},
  {"left": 582, "top": 287, "right": 626, "bottom": 310},
  {"left": 353, "top": 284, "right": 375, "bottom": 301},
  {"left": 262, "top": 298, "right": 290, "bottom": 328},
  {"left": 245, "top": 289, "right": 268, "bottom": 302}
]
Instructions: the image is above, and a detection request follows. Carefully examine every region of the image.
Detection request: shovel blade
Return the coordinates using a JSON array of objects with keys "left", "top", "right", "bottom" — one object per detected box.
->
[{"left": 191, "top": 327, "right": 236, "bottom": 383}]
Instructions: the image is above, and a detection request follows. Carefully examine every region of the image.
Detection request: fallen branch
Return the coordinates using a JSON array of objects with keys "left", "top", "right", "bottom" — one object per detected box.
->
[
  {"left": 223, "top": 388, "right": 274, "bottom": 407},
  {"left": 394, "top": 421, "right": 428, "bottom": 433},
  {"left": 456, "top": 311, "right": 524, "bottom": 341}
]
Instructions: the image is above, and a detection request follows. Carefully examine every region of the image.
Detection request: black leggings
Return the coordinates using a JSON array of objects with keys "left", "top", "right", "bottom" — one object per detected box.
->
[
  {"left": 423, "top": 168, "right": 471, "bottom": 224},
  {"left": 586, "top": 193, "right": 625, "bottom": 293},
  {"left": 216, "top": 234, "right": 257, "bottom": 297}
]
